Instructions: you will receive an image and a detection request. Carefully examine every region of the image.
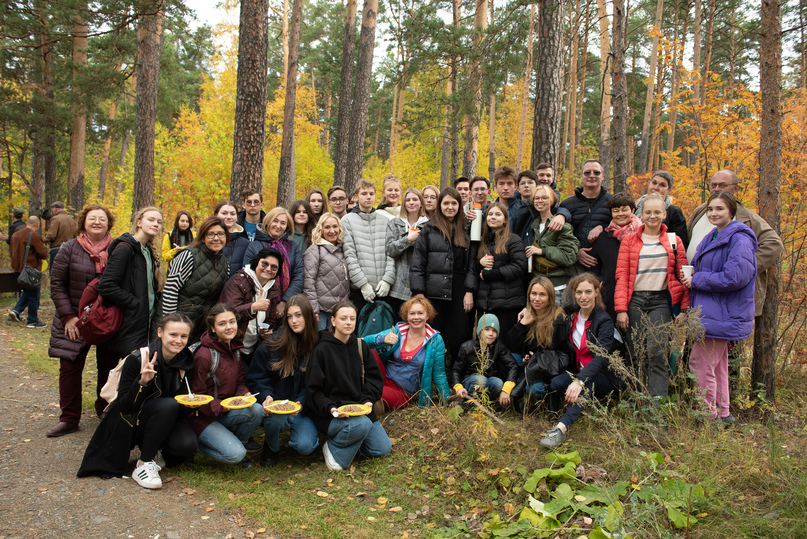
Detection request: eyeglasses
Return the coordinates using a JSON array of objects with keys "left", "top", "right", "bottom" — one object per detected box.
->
[
  {"left": 710, "top": 182, "right": 738, "bottom": 190},
  {"left": 259, "top": 261, "right": 279, "bottom": 271},
  {"left": 583, "top": 170, "right": 602, "bottom": 176},
  {"left": 244, "top": 200, "right": 262, "bottom": 206},
  {"left": 423, "top": 195, "right": 438, "bottom": 200},
  {"left": 329, "top": 196, "right": 347, "bottom": 202},
  {"left": 86, "top": 217, "right": 108, "bottom": 223},
  {"left": 206, "top": 231, "right": 226, "bottom": 239}
]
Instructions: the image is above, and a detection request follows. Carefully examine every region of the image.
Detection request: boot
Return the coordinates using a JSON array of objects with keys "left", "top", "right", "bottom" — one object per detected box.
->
[{"left": 259, "top": 440, "right": 278, "bottom": 468}]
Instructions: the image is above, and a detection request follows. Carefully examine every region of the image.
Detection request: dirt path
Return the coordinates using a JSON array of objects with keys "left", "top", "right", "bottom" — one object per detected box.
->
[{"left": 0, "top": 326, "right": 261, "bottom": 539}]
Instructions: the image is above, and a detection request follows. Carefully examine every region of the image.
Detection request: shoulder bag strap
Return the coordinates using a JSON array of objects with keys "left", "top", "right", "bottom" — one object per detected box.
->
[{"left": 22, "top": 230, "right": 34, "bottom": 268}]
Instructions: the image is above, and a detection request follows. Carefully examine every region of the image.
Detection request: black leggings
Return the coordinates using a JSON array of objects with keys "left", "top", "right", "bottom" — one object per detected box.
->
[{"left": 133, "top": 397, "right": 197, "bottom": 462}]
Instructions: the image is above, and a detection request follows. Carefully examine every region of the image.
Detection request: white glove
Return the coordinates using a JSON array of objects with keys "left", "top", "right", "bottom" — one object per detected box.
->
[
  {"left": 375, "top": 281, "right": 391, "bottom": 298},
  {"left": 361, "top": 283, "right": 376, "bottom": 303}
]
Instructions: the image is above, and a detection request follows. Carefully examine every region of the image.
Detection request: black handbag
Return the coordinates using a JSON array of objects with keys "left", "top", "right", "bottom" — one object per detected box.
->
[
  {"left": 524, "top": 349, "right": 571, "bottom": 384},
  {"left": 17, "top": 230, "right": 43, "bottom": 291}
]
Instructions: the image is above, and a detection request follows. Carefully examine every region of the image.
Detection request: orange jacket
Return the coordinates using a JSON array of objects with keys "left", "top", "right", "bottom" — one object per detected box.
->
[{"left": 614, "top": 224, "right": 690, "bottom": 313}]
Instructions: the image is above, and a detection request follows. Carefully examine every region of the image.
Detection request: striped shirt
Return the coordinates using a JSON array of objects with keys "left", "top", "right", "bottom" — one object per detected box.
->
[{"left": 634, "top": 233, "right": 668, "bottom": 291}]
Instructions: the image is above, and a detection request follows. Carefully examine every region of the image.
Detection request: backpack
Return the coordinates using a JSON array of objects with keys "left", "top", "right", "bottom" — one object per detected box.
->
[
  {"left": 358, "top": 300, "right": 395, "bottom": 338},
  {"left": 75, "top": 242, "right": 131, "bottom": 345},
  {"left": 188, "top": 342, "right": 240, "bottom": 399},
  {"left": 99, "top": 346, "right": 150, "bottom": 411}
]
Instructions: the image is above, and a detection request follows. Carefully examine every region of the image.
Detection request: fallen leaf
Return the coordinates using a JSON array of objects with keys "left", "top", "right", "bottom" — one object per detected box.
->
[
  {"left": 228, "top": 493, "right": 235, "bottom": 500},
  {"left": 408, "top": 513, "right": 418, "bottom": 520},
  {"left": 245, "top": 531, "right": 255, "bottom": 539},
  {"left": 583, "top": 517, "right": 593, "bottom": 525},
  {"left": 205, "top": 507, "right": 214, "bottom": 512},
  {"left": 355, "top": 491, "right": 367, "bottom": 497},
  {"left": 377, "top": 496, "right": 388, "bottom": 505},
  {"left": 574, "top": 495, "right": 587, "bottom": 502},
  {"left": 182, "top": 488, "right": 196, "bottom": 495},
  {"left": 631, "top": 475, "right": 639, "bottom": 483},
  {"left": 430, "top": 428, "right": 439, "bottom": 434},
  {"left": 366, "top": 517, "right": 376, "bottom": 521},
  {"left": 504, "top": 503, "right": 515, "bottom": 516},
  {"left": 38, "top": 487, "right": 48, "bottom": 492},
  {"left": 446, "top": 476, "right": 456, "bottom": 485},
  {"left": 389, "top": 506, "right": 402, "bottom": 512},
  {"left": 256, "top": 528, "right": 266, "bottom": 534},
  {"left": 23, "top": 439, "right": 31, "bottom": 443},
  {"left": 316, "top": 491, "right": 329, "bottom": 497},
  {"left": 201, "top": 516, "right": 210, "bottom": 520}
]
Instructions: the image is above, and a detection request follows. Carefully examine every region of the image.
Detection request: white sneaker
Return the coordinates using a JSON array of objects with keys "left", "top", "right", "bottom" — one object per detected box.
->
[
  {"left": 132, "top": 460, "right": 163, "bottom": 489},
  {"left": 322, "top": 441, "right": 343, "bottom": 471}
]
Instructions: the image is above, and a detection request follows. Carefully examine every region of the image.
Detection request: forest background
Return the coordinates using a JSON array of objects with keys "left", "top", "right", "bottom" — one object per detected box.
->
[{"left": 0, "top": 0, "right": 805, "bottom": 386}]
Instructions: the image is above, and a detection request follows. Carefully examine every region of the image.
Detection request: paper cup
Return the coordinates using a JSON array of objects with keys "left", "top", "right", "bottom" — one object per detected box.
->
[{"left": 682, "top": 265, "right": 694, "bottom": 279}]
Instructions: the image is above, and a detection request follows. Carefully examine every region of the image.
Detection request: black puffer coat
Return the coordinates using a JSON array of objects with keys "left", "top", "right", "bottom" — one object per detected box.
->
[
  {"left": 48, "top": 239, "right": 104, "bottom": 360},
  {"left": 410, "top": 223, "right": 470, "bottom": 301},
  {"left": 98, "top": 233, "right": 159, "bottom": 357},
  {"left": 559, "top": 187, "right": 613, "bottom": 248},
  {"left": 465, "top": 232, "right": 528, "bottom": 311}
]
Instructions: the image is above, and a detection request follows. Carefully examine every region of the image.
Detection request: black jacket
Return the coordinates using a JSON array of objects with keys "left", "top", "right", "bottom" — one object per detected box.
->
[
  {"left": 236, "top": 209, "right": 266, "bottom": 239},
  {"left": 465, "top": 232, "right": 528, "bottom": 311},
  {"left": 565, "top": 306, "right": 622, "bottom": 386},
  {"left": 98, "top": 233, "right": 159, "bottom": 357},
  {"left": 559, "top": 187, "right": 613, "bottom": 249},
  {"left": 410, "top": 223, "right": 470, "bottom": 301},
  {"left": 305, "top": 331, "right": 383, "bottom": 433},
  {"left": 664, "top": 205, "right": 689, "bottom": 249},
  {"left": 77, "top": 340, "right": 195, "bottom": 478},
  {"left": 452, "top": 338, "right": 519, "bottom": 386},
  {"left": 247, "top": 330, "right": 308, "bottom": 406},
  {"left": 589, "top": 230, "right": 622, "bottom": 321},
  {"left": 6, "top": 219, "right": 25, "bottom": 246},
  {"left": 505, "top": 316, "right": 571, "bottom": 398}
]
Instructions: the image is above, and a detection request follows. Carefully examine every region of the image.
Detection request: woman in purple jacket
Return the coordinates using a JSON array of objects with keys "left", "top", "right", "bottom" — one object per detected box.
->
[{"left": 681, "top": 192, "right": 757, "bottom": 426}]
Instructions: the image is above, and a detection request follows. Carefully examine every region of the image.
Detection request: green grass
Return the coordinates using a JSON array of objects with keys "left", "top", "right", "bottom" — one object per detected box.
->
[{"left": 5, "top": 291, "right": 807, "bottom": 538}]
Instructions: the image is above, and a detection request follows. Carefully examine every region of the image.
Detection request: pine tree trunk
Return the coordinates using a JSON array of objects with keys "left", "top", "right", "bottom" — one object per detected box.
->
[
  {"left": 650, "top": 53, "right": 665, "bottom": 171},
  {"left": 344, "top": 0, "right": 378, "bottom": 195},
  {"left": 729, "top": 5, "right": 736, "bottom": 87},
  {"left": 487, "top": 1, "right": 496, "bottom": 179},
  {"left": 692, "top": 0, "right": 702, "bottom": 174},
  {"left": 230, "top": 0, "right": 269, "bottom": 206},
  {"left": 68, "top": 5, "right": 87, "bottom": 210},
  {"left": 665, "top": 0, "right": 684, "bottom": 168},
  {"left": 37, "top": 0, "right": 57, "bottom": 206},
  {"left": 558, "top": 34, "right": 572, "bottom": 175},
  {"left": 638, "top": 0, "right": 663, "bottom": 175},
  {"left": 754, "top": 0, "right": 782, "bottom": 404},
  {"left": 531, "top": 0, "right": 564, "bottom": 170},
  {"left": 700, "top": 0, "right": 716, "bottom": 97},
  {"left": 450, "top": 0, "right": 460, "bottom": 183},
  {"left": 323, "top": 87, "right": 332, "bottom": 149},
  {"left": 282, "top": 0, "right": 289, "bottom": 86},
  {"left": 333, "top": 0, "right": 357, "bottom": 187},
  {"left": 574, "top": 3, "right": 590, "bottom": 171},
  {"left": 132, "top": 3, "right": 164, "bottom": 218},
  {"left": 800, "top": 0, "right": 806, "bottom": 89},
  {"left": 440, "top": 76, "right": 453, "bottom": 188},
  {"left": 463, "top": 0, "right": 488, "bottom": 179},
  {"left": 610, "top": 0, "right": 628, "bottom": 193},
  {"left": 597, "top": 0, "right": 611, "bottom": 188},
  {"left": 98, "top": 97, "right": 117, "bottom": 201},
  {"left": 389, "top": 80, "right": 399, "bottom": 161},
  {"left": 566, "top": 1, "right": 580, "bottom": 173},
  {"left": 517, "top": 4, "right": 536, "bottom": 170},
  {"left": 277, "top": 0, "right": 302, "bottom": 208}
]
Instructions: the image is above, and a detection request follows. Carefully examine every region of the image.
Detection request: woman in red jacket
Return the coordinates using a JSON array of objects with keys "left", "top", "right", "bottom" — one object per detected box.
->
[{"left": 614, "top": 195, "right": 689, "bottom": 400}]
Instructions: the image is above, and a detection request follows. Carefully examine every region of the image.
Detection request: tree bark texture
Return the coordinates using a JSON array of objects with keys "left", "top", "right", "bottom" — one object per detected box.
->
[
  {"left": 230, "top": 0, "right": 269, "bottom": 207},
  {"left": 450, "top": 0, "right": 460, "bottom": 183},
  {"left": 132, "top": 4, "right": 164, "bottom": 218},
  {"left": 517, "top": 4, "right": 536, "bottom": 171},
  {"left": 665, "top": 0, "right": 684, "bottom": 169},
  {"left": 98, "top": 93, "right": 118, "bottom": 201},
  {"left": 692, "top": 0, "right": 702, "bottom": 174},
  {"left": 574, "top": 2, "right": 590, "bottom": 170},
  {"left": 440, "top": 76, "right": 453, "bottom": 189},
  {"left": 37, "top": 1, "right": 57, "bottom": 206},
  {"left": 323, "top": 87, "right": 332, "bottom": 150},
  {"left": 333, "top": 0, "right": 358, "bottom": 188},
  {"left": 610, "top": 0, "right": 628, "bottom": 193},
  {"left": 463, "top": 0, "right": 488, "bottom": 179},
  {"left": 565, "top": 0, "right": 581, "bottom": 174},
  {"left": 344, "top": 0, "right": 378, "bottom": 196},
  {"left": 650, "top": 53, "right": 666, "bottom": 171},
  {"left": 68, "top": 5, "right": 88, "bottom": 211},
  {"left": 531, "top": 0, "right": 564, "bottom": 171},
  {"left": 277, "top": 0, "right": 302, "bottom": 208},
  {"left": 753, "top": 0, "right": 782, "bottom": 404},
  {"left": 638, "top": 0, "right": 664, "bottom": 176},
  {"left": 597, "top": 0, "right": 611, "bottom": 188}
]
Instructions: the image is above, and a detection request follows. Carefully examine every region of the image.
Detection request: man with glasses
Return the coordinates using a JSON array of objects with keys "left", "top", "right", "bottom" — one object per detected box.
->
[
  {"left": 686, "top": 169, "right": 783, "bottom": 317},
  {"left": 327, "top": 186, "right": 348, "bottom": 219},
  {"left": 465, "top": 176, "right": 491, "bottom": 217},
  {"left": 634, "top": 170, "right": 689, "bottom": 248},
  {"left": 238, "top": 191, "right": 265, "bottom": 241},
  {"left": 557, "top": 159, "right": 612, "bottom": 268}
]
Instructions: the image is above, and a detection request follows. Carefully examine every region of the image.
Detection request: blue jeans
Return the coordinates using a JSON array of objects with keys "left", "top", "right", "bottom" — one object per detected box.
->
[
  {"left": 48, "top": 247, "right": 60, "bottom": 276},
  {"left": 262, "top": 412, "right": 319, "bottom": 454},
  {"left": 525, "top": 381, "right": 547, "bottom": 399},
  {"left": 550, "top": 372, "right": 622, "bottom": 429},
  {"left": 13, "top": 284, "right": 40, "bottom": 324},
  {"left": 198, "top": 403, "right": 263, "bottom": 464},
  {"left": 326, "top": 417, "right": 391, "bottom": 469},
  {"left": 462, "top": 375, "right": 504, "bottom": 399}
]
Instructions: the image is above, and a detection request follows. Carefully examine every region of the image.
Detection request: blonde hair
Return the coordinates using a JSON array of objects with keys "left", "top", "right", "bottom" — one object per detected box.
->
[
  {"left": 310, "top": 213, "right": 344, "bottom": 245},
  {"left": 262, "top": 207, "right": 294, "bottom": 237},
  {"left": 380, "top": 174, "right": 403, "bottom": 207},
  {"left": 130, "top": 206, "right": 164, "bottom": 288},
  {"left": 524, "top": 276, "right": 564, "bottom": 347},
  {"left": 402, "top": 188, "right": 426, "bottom": 218},
  {"left": 532, "top": 184, "right": 558, "bottom": 207}
]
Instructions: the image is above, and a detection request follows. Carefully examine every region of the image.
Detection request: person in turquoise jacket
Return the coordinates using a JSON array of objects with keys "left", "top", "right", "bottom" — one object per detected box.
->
[{"left": 363, "top": 295, "right": 450, "bottom": 409}]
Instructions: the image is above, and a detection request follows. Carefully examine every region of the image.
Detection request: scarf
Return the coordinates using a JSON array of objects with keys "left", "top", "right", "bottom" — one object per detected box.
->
[
  {"left": 604, "top": 214, "right": 642, "bottom": 242},
  {"left": 77, "top": 231, "right": 112, "bottom": 273},
  {"left": 242, "top": 266, "right": 276, "bottom": 353},
  {"left": 267, "top": 237, "right": 291, "bottom": 295}
]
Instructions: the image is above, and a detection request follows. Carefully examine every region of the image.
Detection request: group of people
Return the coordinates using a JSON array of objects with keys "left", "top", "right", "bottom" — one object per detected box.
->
[{"left": 17, "top": 159, "right": 781, "bottom": 489}]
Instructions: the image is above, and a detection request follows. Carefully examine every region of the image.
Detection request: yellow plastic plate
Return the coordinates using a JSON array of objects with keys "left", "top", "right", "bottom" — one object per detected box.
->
[
  {"left": 337, "top": 404, "right": 371, "bottom": 416},
  {"left": 174, "top": 394, "right": 214, "bottom": 407},
  {"left": 220, "top": 396, "right": 257, "bottom": 410},
  {"left": 265, "top": 400, "right": 302, "bottom": 415}
]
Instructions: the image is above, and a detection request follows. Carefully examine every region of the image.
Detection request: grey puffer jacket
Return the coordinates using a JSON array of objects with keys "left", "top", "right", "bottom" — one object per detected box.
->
[
  {"left": 303, "top": 241, "right": 350, "bottom": 314},
  {"left": 386, "top": 216, "right": 429, "bottom": 301},
  {"left": 341, "top": 209, "right": 395, "bottom": 290}
]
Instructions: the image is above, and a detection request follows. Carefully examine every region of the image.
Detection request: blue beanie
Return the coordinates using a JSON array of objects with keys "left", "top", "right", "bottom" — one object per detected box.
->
[{"left": 476, "top": 313, "right": 500, "bottom": 337}]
